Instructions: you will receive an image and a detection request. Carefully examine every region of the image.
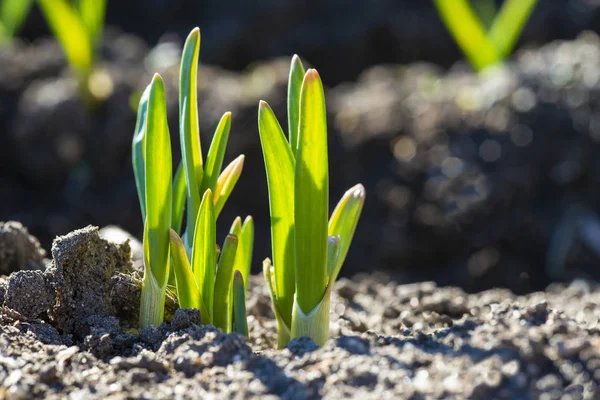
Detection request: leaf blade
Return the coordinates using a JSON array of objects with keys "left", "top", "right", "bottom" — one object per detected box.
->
[
  {"left": 232, "top": 216, "right": 254, "bottom": 296},
  {"left": 257, "top": 101, "right": 296, "bottom": 329},
  {"left": 191, "top": 189, "right": 216, "bottom": 321},
  {"left": 213, "top": 154, "right": 244, "bottom": 218},
  {"left": 328, "top": 184, "right": 365, "bottom": 284},
  {"left": 169, "top": 229, "right": 207, "bottom": 319},
  {"left": 294, "top": 69, "right": 329, "bottom": 314},
  {"left": 179, "top": 27, "right": 203, "bottom": 244},
  {"left": 213, "top": 234, "right": 238, "bottom": 332},
  {"left": 287, "top": 55, "right": 306, "bottom": 152},
  {"left": 232, "top": 270, "right": 249, "bottom": 337},
  {"left": 132, "top": 84, "right": 151, "bottom": 222},
  {"left": 144, "top": 73, "right": 172, "bottom": 289},
  {"left": 37, "top": 0, "right": 93, "bottom": 77},
  {"left": 433, "top": 0, "right": 501, "bottom": 71},
  {"left": 171, "top": 161, "right": 187, "bottom": 234},
  {"left": 201, "top": 112, "right": 232, "bottom": 196}
]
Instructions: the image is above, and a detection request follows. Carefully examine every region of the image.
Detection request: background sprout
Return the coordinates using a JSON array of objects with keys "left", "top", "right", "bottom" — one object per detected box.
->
[
  {"left": 37, "top": 0, "right": 107, "bottom": 104},
  {"left": 133, "top": 27, "right": 252, "bottom": 332},
  {"left": 0, "top": 0, "right": 32, "bottom": 42},
  {"left": 258, "top": 56, "right": 365, "bottom": 348},
  {"left": 434, "top": 0, "right": 538, "bottom": 71}
]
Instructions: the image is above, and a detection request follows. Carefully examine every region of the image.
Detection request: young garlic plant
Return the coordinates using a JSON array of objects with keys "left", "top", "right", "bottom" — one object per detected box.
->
[
  {"left": 258, "top": 56, "right": 365, "bottom": 348},
  {"left": 132, "top": 28, "right": 253, "bottom": 336},
  {"left": 37, "top": 0, "right": 108, "bottom": 105}
]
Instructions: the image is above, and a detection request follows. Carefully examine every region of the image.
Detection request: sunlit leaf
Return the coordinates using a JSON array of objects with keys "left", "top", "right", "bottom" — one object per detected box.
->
[
  {"left": 433, "top": 0, "right": 501, "bottom": 71},
  {"left": 213, "top": 155, "right": 244, "bottom": 218},
  {"left": 213, "top": 234, "right": 238, "bottom": 332},
  {"left": 38, "top": 0, "right": 93, "bottom": 77},
  {"left": 201, "top": 112, "right": 232, "bottom": 196},
  {"left": 287, "top": 55, "right": 305, "bottom": 152},
  {"left": 232, "top": 270, "right": 248, "bottom": 337},
  {"left": 489, "top": 0, "right": 538, "bottom": 58},
  {"left": 169, "top": 229, "right": 203, "bottom": 314},
  {"left": 257, "top": 101, "right": 296, "bottom": 329},
  {"left": 171, "top": 162, "right": 186, "bottom": 234},
  {"left": 191, "top": 189, "right": 216, "bottom": 321},
  {"left": 179, "top": 27, "right": 203, "bottom": 245},
  {"left": 132, "top": 84, "right": 151, "bottom": 222},
  {"left": 144, "top": 74, "right": 172, "bottom": 289},
  {"left": 232, "top": 216, "right": 254, "bottom": 295},
  {"left": 327, "top": 184, "right": 365, "bottom": 283},
  {"left": 294, "top": 69, "right": 329, "bottom": 314}
]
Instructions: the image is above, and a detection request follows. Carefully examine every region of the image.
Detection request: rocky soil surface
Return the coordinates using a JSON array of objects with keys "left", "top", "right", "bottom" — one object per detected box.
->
[{"left": 1, "top": 225, "right": 599, "bottom": 399}]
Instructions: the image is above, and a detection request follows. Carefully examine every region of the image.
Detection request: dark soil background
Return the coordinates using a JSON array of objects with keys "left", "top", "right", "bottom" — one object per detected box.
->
[{"left": 3, "top": 0, "right": 600, "bottom": 295}]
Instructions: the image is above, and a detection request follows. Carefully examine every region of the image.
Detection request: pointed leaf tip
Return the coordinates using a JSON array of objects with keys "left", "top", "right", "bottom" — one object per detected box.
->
[
  {"left": 259, "top": 100, "right": 269, "bottom": 109},
  {"left": 304, "top": 68, "right": 320, "bottom": 81},
  {"left": 353, "top": 184, "right": 366, "bottom": 198}
]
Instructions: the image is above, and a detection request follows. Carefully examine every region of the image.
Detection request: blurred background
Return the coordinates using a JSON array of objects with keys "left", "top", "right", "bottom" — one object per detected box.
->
[{"left": 3, "top": 0, "right": 600, "bottom": 293}]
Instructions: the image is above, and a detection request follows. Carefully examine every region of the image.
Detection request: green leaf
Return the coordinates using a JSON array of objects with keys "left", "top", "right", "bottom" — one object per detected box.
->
[
  {"left": 327, "top": 184, "right": 365, "bottom": 284},
  {"left": 78, "top": 0, "right": 106, "bottom": 48},
  {"left": 294, "top": 69, "right": 329, "bottom": 314},
  {"left": 257, "top": 101, "right": 296, "bottom": 329},
  {"left": 191, "top": 189, "right": 216, "bottom": 321},
  {"left": 201, "top": 112, "right": 232, "bottom": 196},
  {"left": 0, "top": 0, "right": 33, "bottom": 40},
  {"left": 213, "top": 155, "right": 244, "bottom": 218},
  {"left": 144, "top": 73, "right": 172, "bottom": 289},
  {"left": 489, "top": 0, "right": 538, "bottom": 58},
  {"left": 132, "top": 84, "right": 151, "bottom": 222},
  {"left": 232, "top": 216, "right": 254, "bottom": 296},
  {"left": 230, "top": 216, "right": 242, "bottom": 236},
  {"left": 232, "top": 270, "right": 248, "bottom": 337},
  {"left": 179, "top": 27, "right": 203, "bottom": 245},
  {"left": 287, "top": 55, "right": 305, "bottom": 152},
  {"left": 171, "top": 161, "right": 187, "bottom": 234},
  {"left": 213, "top": 234, "right": 238, "bottom": 332},
  {"left": 38, "top": 0, "right": 93, "bottom": 77},
  {"left": 433, "top": 0, "right": 501, "bottom": 71},
  {"left": 169, "top": 229, "right": 207, "bottom": 318}
]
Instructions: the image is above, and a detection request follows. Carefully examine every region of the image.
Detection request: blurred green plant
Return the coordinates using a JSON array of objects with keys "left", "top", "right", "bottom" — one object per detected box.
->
[
  {"left": 258, "top": 56, "right": 366, "bottom": 348},
  {"left": 133, "top": 28, "right": 252, "bottom": 336},
  {"left": 0, "top": 0, "right": 33, "bottom": 42},
  {"left": 37, "top": 0, "right": 108, "bottom": 104},
  {"left": 433, "top": 0, "right": 538, "bottom": 71}
]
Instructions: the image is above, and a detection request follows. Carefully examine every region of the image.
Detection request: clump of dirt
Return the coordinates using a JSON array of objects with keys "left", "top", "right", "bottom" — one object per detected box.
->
[
  {"left": 0, "top": 221, "right": 46, "bottom": 275},
  {"left": 44, "top": 226, "right": 132, "bottom": 334},
  {"left": 1, "top": 225, "right": 600, "bottom": 398}
]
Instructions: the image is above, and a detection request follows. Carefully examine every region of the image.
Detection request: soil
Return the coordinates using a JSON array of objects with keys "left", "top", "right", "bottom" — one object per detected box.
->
[{"left": 1, "top": 225, "right": 600, "bottom": 399}]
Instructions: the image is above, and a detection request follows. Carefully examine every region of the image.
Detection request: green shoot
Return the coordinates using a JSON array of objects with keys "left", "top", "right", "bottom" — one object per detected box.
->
[
  {"left": 37, "top": 0, "right": 107, "bottom": 104},
  {"left": 139, "top": 74, "right": 172, "bottom": 328},
  {"left": 230, "top": 216, "right": 254, "bottom": 296},
  {"left": 0, "top": 0, "right": 33, "bottom": 42},
  {"left": 258, "top": 56, "right": 366, "bottom": 348},
  {"left": 232, "top": 271, "right": 249, "bottom": 337},
  {"left": 133, "top": 27, "right": 251, "bottom": 333},
  {"left": 433, "top": 0, "right": 538, "bottom": 71},
  {"left": 168, "top": 194, "right": 253, "bottom": 334}
]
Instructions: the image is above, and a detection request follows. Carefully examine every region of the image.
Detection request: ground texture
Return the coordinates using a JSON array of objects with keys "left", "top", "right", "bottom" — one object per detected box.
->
[{"left": 1, "top": 226, "right": 599, "bottom": 399}]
